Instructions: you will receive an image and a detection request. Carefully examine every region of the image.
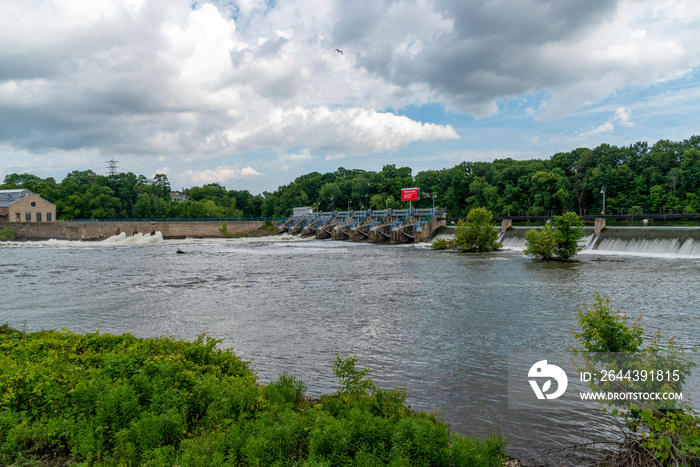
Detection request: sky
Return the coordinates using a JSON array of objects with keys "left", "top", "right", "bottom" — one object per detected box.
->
[{"left": 1, "top": 0, "right": 699, "bottom": 195}]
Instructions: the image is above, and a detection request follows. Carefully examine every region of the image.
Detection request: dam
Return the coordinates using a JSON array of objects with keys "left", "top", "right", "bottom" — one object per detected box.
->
[
  {"left": 277, "top": 208, "right": 446, "bottom": 244},
  {"left": 490, "top": 225, "right": 700, "bottom": 257}
]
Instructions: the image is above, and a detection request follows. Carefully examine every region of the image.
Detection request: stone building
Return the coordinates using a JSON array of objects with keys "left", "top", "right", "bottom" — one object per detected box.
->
[{"left": 0, "top": 189, "right": 56, "bottom": 222}]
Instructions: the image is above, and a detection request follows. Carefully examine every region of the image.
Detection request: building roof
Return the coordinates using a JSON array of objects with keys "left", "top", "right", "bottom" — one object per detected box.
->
[
  {"left": 0, "top": 189, "right": 32, "bottom": 207},
  {"left": 0, "top": 189, "right": 32, "bottom": 197}
]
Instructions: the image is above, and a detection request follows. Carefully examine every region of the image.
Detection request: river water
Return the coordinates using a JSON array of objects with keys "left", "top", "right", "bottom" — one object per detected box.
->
[{"left": 1, "top": 232, "right": 699, "bottom": 462}]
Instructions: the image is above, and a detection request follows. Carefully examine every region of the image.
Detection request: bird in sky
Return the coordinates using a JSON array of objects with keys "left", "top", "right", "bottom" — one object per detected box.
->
[{"left": 334, "top": 49, "right": 343, "bottom": 55}]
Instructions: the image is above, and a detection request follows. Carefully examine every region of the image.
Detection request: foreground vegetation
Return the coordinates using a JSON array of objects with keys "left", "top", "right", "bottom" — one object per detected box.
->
[
  {"left": 2, "top": 136, "right": 699, "bottom": 219},
  {"left": 571, "top": 294, "right": 699, "bottom": 466},
  {"left": 0, "top": 325, "right": 505, "bottom": 466}
]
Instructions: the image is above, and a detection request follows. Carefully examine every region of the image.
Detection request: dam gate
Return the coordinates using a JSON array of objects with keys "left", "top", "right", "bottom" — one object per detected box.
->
[{"left": 278, "top": 208, "right": 446, "bottom": 244}]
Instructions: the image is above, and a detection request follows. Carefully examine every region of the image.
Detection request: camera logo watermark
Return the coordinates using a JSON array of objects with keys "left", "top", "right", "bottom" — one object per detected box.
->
[{"left": 528, "top": 360, "right": 568, "bottom": 400}]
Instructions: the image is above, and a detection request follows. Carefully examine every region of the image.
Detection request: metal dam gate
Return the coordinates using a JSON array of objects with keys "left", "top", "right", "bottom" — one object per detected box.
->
[{"left": 278, "top": 208, "right": 446, "bottom": 243}]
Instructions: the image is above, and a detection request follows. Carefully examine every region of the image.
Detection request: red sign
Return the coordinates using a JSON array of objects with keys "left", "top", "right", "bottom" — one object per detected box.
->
[{"left": 401, "top": 188, "right": 419, "bottom": 202}]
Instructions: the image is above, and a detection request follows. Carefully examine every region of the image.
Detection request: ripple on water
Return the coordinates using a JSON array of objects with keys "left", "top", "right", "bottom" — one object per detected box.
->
[{"left": 1, "top": 238, "right": 698, "bottom": 462}]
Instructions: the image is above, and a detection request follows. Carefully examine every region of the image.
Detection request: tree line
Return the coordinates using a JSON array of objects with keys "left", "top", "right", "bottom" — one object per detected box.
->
[
  {"left": 2, "top": 135, "right": 699, "bottom": 220},
  {"left": 0, "top": 171, "right": 263, "bottom": 220}
]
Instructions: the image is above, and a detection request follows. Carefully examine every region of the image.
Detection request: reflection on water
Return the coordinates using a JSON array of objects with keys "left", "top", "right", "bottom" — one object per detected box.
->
[{"left": 1, "top": 234, "right": 699, "bottom": 462}]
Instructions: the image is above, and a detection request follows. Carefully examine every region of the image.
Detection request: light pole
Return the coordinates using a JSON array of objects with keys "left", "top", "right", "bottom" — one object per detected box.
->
[
  {"left": 600, "top": 187, "right": 606, "bottom": 215},
  {"left": 330, "top": 196, "right": 334, "bottom": 211},
  {"left": 432, "top": 193, "right": 436, "bottom": 209},
  {"left": 348, "top": 199, "right": 352, "bottom": 212},
  {"left": 385, "top": 197, "right": 389, "bottom": 210}
]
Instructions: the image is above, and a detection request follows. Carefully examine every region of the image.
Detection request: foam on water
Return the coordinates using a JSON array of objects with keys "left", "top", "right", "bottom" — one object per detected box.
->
[
  {"left": 583, "top": 236, "right": 700, "bottom": 258},
  {"left": 1, "top": 231, "right": 165, "bottom": 248}
]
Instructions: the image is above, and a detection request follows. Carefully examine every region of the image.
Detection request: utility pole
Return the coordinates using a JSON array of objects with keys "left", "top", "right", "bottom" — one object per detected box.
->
[{"left": 600, "top": 187, "right": 606, "bottom": 215}]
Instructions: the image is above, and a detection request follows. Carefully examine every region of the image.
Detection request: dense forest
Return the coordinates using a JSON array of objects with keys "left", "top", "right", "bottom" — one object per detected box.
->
[{"left": 2, "top": 136, "right": 699, "bottom": 220}]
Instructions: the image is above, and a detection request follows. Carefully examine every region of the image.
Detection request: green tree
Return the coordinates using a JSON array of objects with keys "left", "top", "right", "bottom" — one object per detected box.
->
[
  {"left": 524, "top": 212, "right": 584, "bottom": 260},
  {"left": 551, "top": 211, "right": 585, "bottom": 259},
  {"left": 452, "top": 207, "right": 502, "bottom": 252},
  {"left": 523, "top": 222, "right": 558, "bottom": 261},
  {"left": 133, "top": 193, "right": 157, "bottom": 218}
]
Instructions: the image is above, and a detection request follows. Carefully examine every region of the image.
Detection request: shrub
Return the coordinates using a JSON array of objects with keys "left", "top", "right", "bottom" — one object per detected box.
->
[
  {"left": 430, "top": 237, "right": 452, "bottom": 250},
  {"left": 452, "top": 207, "right": 502, "bottom": 252},
  {"left": 0, "top": 329, "right": 506, "bottom": 466},
  {"left": 219, "top": 222, "right": 233, "bottom": 238},
  {"left": 524, "top": 212, "right": 584, "bottom": 260},
  {"left": 551, "top": 211, "right": 584, "bottom": 258},
  {"left": 523, "top": 222, "right": 557, "bottom": 261},
  {"left": 0, "top": 227, "right": 16, "bottom": 241},
  {"left": 572, "top": 293, "right": 643, "bottom": 353},
  {"left": 572, "top": 293, "right": 699, "bottom": 465}
]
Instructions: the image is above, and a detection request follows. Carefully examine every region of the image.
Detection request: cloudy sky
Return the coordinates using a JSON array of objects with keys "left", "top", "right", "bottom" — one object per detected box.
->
[{"left": 1, "top": 0, "right": 699, "bottom": 194}]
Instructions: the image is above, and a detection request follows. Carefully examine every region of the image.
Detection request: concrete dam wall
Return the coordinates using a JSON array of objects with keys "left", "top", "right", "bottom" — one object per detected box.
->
[
  {"left": 2, "top": 220, "right": 268, "bottom": 241},
  {"left": 497, "top": 225, "right": 700, "bottom": 257}
]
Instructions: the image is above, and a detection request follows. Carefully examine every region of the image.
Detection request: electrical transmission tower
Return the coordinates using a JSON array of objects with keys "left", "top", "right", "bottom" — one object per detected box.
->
[{"left": 106, "top": 159, "right": 119, "bottom": 176}]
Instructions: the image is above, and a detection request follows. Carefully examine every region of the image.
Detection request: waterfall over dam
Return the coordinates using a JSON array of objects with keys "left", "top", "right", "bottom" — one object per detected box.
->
[{"left": 494, "top": 226, "right": 700, "bottom": 257}]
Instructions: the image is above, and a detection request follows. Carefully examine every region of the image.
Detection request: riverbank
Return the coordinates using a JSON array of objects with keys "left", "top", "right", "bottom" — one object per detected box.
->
[{"left": 0, "top": 326, "right": 506, "bottom": 466}]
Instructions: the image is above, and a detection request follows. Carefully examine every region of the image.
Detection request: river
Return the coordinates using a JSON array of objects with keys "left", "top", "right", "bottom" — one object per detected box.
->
[{"left": 1, "top": 231, "right": 699, "bottom": 463}]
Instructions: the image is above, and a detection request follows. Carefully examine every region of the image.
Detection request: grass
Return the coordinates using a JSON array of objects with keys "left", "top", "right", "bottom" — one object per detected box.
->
[{"left": 0, "top": 325, "right": 506, "bottom": 466}]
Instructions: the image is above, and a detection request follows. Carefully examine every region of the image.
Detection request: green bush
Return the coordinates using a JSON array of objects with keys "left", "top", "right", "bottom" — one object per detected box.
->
[
  {"left": 219, "top": 222, "right": 233, "bottom": 238},
  {"left": 452, "top": 207, "right": 502, "bottom": 252},
  {"left": 572, "top": 292, "right": 643, "bottom": 353},
  {"left": 524, "top": 211, "right": 584, "bottom": 260},
  {"left": 0, "top": 227, "right": 16, "bottom": 241},
  {"left": 0, "top": 327, "right": 506, "bottom": 466},
  {"left": 572, "top": 294, "right": 700, "bottom": 465},
  {"left": 430, "top": 237, "right": 452, "bottom": 250},
  {"left": 523, "top": 223, "right": 558, "bottom": 261}
]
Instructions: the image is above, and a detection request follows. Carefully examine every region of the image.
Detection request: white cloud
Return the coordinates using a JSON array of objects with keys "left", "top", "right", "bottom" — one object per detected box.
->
[
  {"left": 613, "top": 107, "right": 635, "bottom": 127},
  {"left": 580, "top": 121, "right": 615, "bottom": 137},
  {"left": 280, "top": 149, "right": 316, "bottom": 162},
  {"left": 181, "top": 165, "right": 263, "bottom": 186},
  {"left": 0, "top": 0, "right": 461, "bottom": 165},
  {"left": 578, "top": 106, "right": 635, "bottom": 137},
  {"left": 1, "top": 0, "right": 699, "bottom": 192}
]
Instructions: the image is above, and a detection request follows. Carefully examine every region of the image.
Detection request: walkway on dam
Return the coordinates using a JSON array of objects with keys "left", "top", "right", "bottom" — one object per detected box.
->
[
  {"left": 278, "top": 208, "right": 446, "bottom": 243},
  {"left": 489, "top": 212, "right": 700, "bottom": 222}
]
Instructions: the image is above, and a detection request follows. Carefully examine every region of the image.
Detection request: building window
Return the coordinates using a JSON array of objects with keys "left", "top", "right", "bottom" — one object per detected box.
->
[
  {"left": 31, "top": 201, "right": 37, "bottom": 207},
  {"left": 15, "top": 213, "right": 20, "bottom": 221},
  {"left": 25, "top": 212, "right": 31, "bottom": 221},
  {"left": 47, "top": 213, "right": 52, "bottom": 222},
  {"left": 36, "top": 212, "right": 42, "bottom": 222}
]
